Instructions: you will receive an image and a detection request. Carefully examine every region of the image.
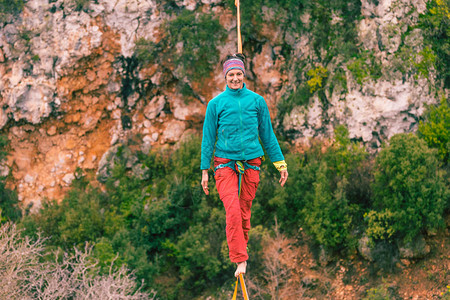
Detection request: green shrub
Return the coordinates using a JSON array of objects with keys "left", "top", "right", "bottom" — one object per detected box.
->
[
  {"left": 136, "top": 10, "right": 226, "bottom": 83},
  {"left": 363, "top": 282, "right": 394, "bottom": 300},
  {"left": 0, "top": 181, "right": 20, "bottom": 224},
  {"left": 347, "top": 51, "right": 382, "bottom": 85},
  {"left": 303, "top": 163, "right": 354, "bottom": 249},
  {"left": 413, "top": 46, "right": 437, "bottom": 80},
  {"left": 419, "top": 0, "right": 450, "bottom": 88},
  {"left": 0, "top": 136, "right": 21, "bottom": 223},
  {"left": 0, "top": 0, "right": 24, "bottom": 22},
  {"left": 393, "top": 44, "right": 438, "bottom": 83},
  {"left": 308, "top": 0, "right": 361, "bottom": 60},
  {"left": 418, "top": 96, "right": 450, "bottom": 164},
  {"left": 307, "top": 66, "right": 328, "bottom": 93},
  {"left": 301, "top": 126, "right": 369, "bottom": 250},
  {"left": 364, "top": 210, "right": 396, "bottom": 242},
  {"left": 371, "top": 133, "right": 447, "bottom": 242},
  {"left": 73, "top": 0, "right": 92, "bottom": 11}
]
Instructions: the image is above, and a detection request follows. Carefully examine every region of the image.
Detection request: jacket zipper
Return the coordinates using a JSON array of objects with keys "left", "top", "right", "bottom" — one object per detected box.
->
[{"left": 238, "top": 95, "right": 245, "bottom": 158}]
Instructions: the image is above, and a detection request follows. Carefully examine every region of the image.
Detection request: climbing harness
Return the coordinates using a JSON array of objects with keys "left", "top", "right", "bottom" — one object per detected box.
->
[
  {"left": 232, "top": 273, "right": 249, "bottom": 300},
  {"left": 235, "top": 0, "right": 242, "bottom": 53},
  {"left": 214, "top": 160, "right": 260, "bottom": 197}
]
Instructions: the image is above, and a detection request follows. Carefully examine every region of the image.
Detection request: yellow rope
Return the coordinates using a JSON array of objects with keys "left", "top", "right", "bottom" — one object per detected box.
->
[
  {"left": 232, "top": 273, "right": 249, "bottom": 300},
  {"left": 235, "top": 0, "right": 242, "bottom": 53}
]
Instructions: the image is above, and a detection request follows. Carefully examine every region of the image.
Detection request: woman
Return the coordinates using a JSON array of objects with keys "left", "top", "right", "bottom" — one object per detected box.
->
[{"left": 201, "top": 53, "right": 288, "bottom": 277}]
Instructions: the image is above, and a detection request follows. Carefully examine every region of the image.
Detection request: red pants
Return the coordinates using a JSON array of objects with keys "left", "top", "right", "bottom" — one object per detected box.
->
[{"left": 214, "top": 157, "right": 261, "bottom": 263}]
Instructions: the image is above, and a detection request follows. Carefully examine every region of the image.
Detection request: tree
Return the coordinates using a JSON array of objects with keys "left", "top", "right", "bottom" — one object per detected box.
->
[
  {"left": 0, "top": 222, "right": 154, "bottom": 299},
  {"left": 371, "top": 133, "right": 447, "bottom": 242}
]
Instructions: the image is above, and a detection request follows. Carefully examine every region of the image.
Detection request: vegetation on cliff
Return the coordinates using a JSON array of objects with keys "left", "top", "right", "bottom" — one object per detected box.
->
[{"left": 3, "top": 96, "right": 447, "bottom": 298}]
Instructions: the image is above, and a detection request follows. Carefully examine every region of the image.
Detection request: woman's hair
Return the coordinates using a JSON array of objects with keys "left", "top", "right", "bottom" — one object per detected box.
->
[{"left": 221, "top": 53, "right": 246, "bottom": 65}]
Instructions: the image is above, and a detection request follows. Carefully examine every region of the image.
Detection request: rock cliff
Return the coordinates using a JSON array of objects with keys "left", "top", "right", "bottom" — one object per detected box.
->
[{"left": 0, "top": 0, "right": 445, "bottom": 208}]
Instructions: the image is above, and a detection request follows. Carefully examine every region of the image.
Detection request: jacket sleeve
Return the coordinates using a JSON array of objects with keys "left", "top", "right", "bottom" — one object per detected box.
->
[
  {"left": 258, "top": 97, "right": 285, "bottom": 162},
  {"left": 201, "top": 100, "right": 218, "bottom": 170}
]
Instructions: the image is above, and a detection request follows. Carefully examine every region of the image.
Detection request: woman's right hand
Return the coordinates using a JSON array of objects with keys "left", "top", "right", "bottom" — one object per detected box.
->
[{"left": 201, "top": 169, "right": 209, "bottom": 195}]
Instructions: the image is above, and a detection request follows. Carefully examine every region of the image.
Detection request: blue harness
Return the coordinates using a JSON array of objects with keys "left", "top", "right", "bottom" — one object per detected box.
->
[{"left": 214, "top": 160, "right": 260, "bottom": 197}]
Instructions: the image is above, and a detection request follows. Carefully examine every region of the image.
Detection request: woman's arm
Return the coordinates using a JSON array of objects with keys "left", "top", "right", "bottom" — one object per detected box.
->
[
  {"left": 201, "top": 100, "right": 218, "bottom": 170},
  {"left": 201, "top": 169, "right": 209, "bottom": 195}
]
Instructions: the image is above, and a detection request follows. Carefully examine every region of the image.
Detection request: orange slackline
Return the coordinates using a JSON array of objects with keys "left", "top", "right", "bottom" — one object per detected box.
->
[
  {"left": 231, "top": 2, "right": 246, "bottom": 299},
  {"left": 232, "top": 273, "right": 249, "bottom": 300},
  {"left": 235, "top": 0, "right": 242, "bottom": 53}
]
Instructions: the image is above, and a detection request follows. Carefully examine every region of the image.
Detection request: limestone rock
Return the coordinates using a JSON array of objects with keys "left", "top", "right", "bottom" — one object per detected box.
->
[
  {"left": 398, "top": 234, "right": 431, "bottom": 259},
  {"left": 144, "top": 96, "right": 166, "bottom": 120},
  {"left": 62, "top": 173, "right": 75, "bottom": 186},
  {"left": 358, "top": 235, "right": 374, "bottom": 262},
  {"left": 162, "top": 120, "right": 187, "bottom": 144},
  {"left": 169, "top": 96, "right": 205, "bottom": 122}
]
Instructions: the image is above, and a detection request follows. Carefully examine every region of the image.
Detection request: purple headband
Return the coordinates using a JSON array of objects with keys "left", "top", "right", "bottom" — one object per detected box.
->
[{"left": 223, "top": 58, "right": 245, "bottom": 77}]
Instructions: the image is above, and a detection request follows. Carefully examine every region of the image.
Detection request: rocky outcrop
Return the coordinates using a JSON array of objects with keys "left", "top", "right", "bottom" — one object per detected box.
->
[
  {"left": 0, "top": 0, "right": 444, "bottom": 206},
  {"left": 281, "top": 0, "right": 436, "bottom": 148}
]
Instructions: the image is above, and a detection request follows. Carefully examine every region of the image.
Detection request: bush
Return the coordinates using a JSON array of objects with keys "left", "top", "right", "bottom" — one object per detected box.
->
[
  {"left": 0, "top": 135, "right": 21, "bottom": 223},
  {"left": 418, "top": 96, "right": 450, "bottom": 164},
  {"left": 371, "top": 133, "right": 447, "bottom": 242},
  {"left": 347, "top": 51, "right": 382, "bottom": 85},
  {"left": 419, "top": 0, "right": 450, "bottom": 88},
  {"left": 303, "top": 163, "right": 354, "bottom": 249},
  {"left": 363, "top": 282, "right": 394, "bottom": 300},
  {"left": 307, "top": 66, "right": 328, "bottom": 93},
  {"left": 136, "top": 10, "right": 226, "bottom": 83},
  {"left": 301, "top": 126, "right": 369, "bottom": 250},
  {"left": 0, "top": 223, "right": 153, "bottom": 299},
  {"left": 0, "top": 0, "right": 24, "bottom": 22}
]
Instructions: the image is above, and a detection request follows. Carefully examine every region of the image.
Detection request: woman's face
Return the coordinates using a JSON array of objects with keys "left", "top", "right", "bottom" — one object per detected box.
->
[{"left": 226, "top": 69, "right": 244, "bottom": 90}]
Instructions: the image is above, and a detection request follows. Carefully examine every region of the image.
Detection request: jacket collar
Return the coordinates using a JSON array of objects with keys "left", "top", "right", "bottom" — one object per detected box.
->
[{"left": 225, "top": 83, "right": 247, "bottom": 95}]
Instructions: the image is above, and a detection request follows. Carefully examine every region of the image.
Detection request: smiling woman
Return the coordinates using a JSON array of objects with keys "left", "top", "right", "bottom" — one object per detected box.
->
[{"left": 200, "top": 53, "right": 288, "bottom": 278}]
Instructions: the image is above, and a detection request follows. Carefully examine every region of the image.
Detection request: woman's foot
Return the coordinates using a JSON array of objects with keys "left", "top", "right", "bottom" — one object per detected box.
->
[{"left": 234, "top": 261, "right": 247, "bottom": 277}]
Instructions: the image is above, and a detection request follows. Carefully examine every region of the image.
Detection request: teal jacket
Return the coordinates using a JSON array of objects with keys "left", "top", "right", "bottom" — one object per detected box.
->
[{"left": 201, "top": 84, "right": 284, "bottom": 170}]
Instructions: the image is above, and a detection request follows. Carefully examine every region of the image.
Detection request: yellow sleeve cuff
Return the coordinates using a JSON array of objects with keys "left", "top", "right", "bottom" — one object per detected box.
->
[{"left": 273, "top": 160, "right": 287, "bottom": 171}]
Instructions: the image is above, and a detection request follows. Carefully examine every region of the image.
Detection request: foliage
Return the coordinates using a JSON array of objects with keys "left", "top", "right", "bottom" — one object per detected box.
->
[
  {"left": 307, "top": 65, "right": 328, "bottom": 93},
  {"left": 371, "top": 133, "right": 447, "bottom": 242},
  {"left": 135, "top": 10, "right": 226, "bottom": 83},
  {"left": 364, "top": 210, "right": 396, "bottom": 242},
  {"left": 363, "top": 282, "right": 394, "bottom": 300},
  {"left": 0, "top": 135, "right": 21, "bottom": 224},
  {"left": 413, "top": 46, "right": 437, "bottom": 80},
  {"left": 419, "top": 0, "right": 450, "bottom": 88},
  {"left": 303, "top": 163, "right": 354, "bottom": 249},
  {"left": 418, "top": 96, "right": 450, "bottom": 164},
  {"left": 300, "top": 126, "right": 369, "bottom": 250},
  {"left": 0, "top": 181, "right": 21, "bottom": 224},
  {"left": 0, "top": 0, "right": 24, "bottom": 22},
  {"left": 277, "top": 83, "right": 311, "bottom": 122},
  {"left": 443, "top": 285, "right": 450, "bottom": 300},
  {"left": 393, "top": 43, "right": 438, "bottom": 83},
  {"left": 20, "top": 136, "right": 235, "bottom": 299},
  {"left": 307, "top": 0, "right": 361, "bottom": 61},
  {"left": 347, "top": 51, "right": 383, "bottom": 85},
  {"left": 255, "top": 125, "right": 372, "bottom": 251},
  {"left": 15, "top": 127, "right": 450, "bottom": 297},
  {"left": 73, "top": 0, "right": 92, "bottom": 11},
  {"left": 246, "top": 225, "right": 305, "bottom": 299}
]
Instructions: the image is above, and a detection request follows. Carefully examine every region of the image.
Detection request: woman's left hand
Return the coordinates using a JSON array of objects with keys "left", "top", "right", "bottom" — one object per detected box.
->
[
  {"left": 201, "top": 169, "right": 210, "bottom": 195},
  {"left": 279, "top": 169, "right": 288, "bottom": 187}
]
